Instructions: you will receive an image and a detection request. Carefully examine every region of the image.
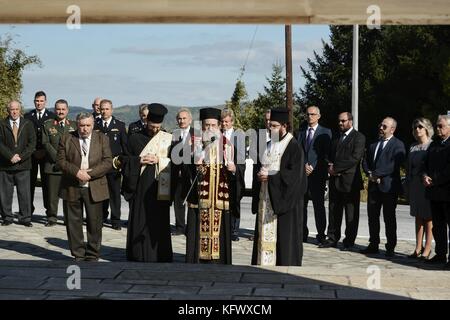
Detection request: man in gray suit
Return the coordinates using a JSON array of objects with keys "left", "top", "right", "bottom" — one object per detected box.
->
[
  {"left": 0, "top": 101, "right": 36, "bottom": 227},
  {"left": 57, "top": 112, "right": 112, "bottom": 261},
  {"left": 297, "top": 106, "right": 332, "bottom": 244}
]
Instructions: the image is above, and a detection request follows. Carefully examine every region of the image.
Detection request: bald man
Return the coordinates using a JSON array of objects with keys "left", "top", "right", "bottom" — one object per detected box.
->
[
  {"left": 0, "top": 101, "right": 36, "bottom": 226},
  {"left": 362, "top": 117, "right": 405, "bottom": 257}
]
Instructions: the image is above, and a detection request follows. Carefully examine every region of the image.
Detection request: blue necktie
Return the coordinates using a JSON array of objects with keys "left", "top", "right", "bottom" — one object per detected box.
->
[{"left": 306, "top": 128, "right": 314, "bottom": 150}]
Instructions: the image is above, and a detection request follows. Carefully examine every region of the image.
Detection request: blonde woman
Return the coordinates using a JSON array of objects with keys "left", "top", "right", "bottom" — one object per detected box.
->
[{"left": 406, "top": 117, "right": 434, "bottom": 259}]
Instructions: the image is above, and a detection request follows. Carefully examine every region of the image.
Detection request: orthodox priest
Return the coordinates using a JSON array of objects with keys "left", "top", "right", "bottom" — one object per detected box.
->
[
  {"left": 115, "top": 103, "right": 173, "bottom": 262},
  {"left": 183, "top": 107, "right": 238, "bottom": 264},
  {"left": 251, "top": 108, "right": 306, "bottom": 266}
]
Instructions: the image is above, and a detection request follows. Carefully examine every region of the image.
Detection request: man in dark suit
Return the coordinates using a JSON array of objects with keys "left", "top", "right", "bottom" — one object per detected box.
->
[
  {"left": 170, "top": 108, "right": 194, "bottom": 235},
  {"left": 361, "top": 117, "right": 406, "bottom": 257},
  {"left": 91, "top": 97, "right": 102, "bottom": 122},
  {"left": 423, "top": 115, "right": 450, "bottom": 269},
  {"left": 24, "top": 91, "right": 55, "bottom": 216},
  {"left": 297, "top": 106, "right": 332, "bottom": 244},
  {"left": 57, "top": 112, "right": 112, "bottom": 261},
  {"left": 221, "top": 109, "right": 246, "bottom": 242},
  {"left": 128, "top": 103, "right": 149, "bottom": 136},
  {"left": 94, "top": 99, "right": 128, "bottom": 230},
  {"left": 42, "top": 99, "right": 77, "bottom": 226},
  {"left": 0, "top": 101, "right": 36, "bottom": 227},
  {"left": 320, "top": 112, "right": 365, "bottom": 250}
]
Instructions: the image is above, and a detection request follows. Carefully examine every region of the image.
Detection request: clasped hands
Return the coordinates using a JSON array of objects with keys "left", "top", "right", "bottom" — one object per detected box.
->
[
  {"left": 10, "top": 154, "right": 21, "bottom": 164},
  {"left": 140, "top": 154, "right": 159, "bottom": 165},
  {"left": 76, "top": 169, "right": 92, "bottom": 183},
  {"left": 257, "top": 167, "right": 269, "bottom": 182}
]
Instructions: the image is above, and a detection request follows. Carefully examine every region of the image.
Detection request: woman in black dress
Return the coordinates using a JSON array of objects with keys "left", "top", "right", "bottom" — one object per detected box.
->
[{"left": 406, "top": 118, "right": 434, "bottom": 260}]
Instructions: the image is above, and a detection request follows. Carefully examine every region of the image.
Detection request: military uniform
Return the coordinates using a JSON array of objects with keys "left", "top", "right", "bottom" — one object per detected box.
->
[
  {"left": 94, "top": 116, "right": 129, "bottom": 228},
  {"left": 25, "top": 108, "right": 56, "bottom": 215},
  {"left": 128, "top": 120, "right": 146, "bottom": 136},
  {"left": 42, "top": 118, "right": 77, "bottom": 224}
]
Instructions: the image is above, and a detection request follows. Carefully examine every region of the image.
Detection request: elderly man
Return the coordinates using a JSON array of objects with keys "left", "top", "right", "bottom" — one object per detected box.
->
[
  {"left": 57, "top": 112, "right": 112, "bottom": 262},
  {"left": 117, "top": 103, "right": 173, "bottom": 262},
  {"left": 423, "top": 115, "right": 450, "bottom": 269},
  {"left": 184, "top": 108, "right": 237, "bottom": 264},
  {"left": 361, "top": 117, "right": 406, "bottom": 257},
  {"left": 0, "top": 101, "right": 36, "bottom": 226},
  {"left": 91, "top": 97, "right": 102, "bottom": 122},
  {"left": 170, "top": 107, "right": 194, "bottom": 235},
  {"left": 297, "top": 106, "right": 332, "bottom": 245}
]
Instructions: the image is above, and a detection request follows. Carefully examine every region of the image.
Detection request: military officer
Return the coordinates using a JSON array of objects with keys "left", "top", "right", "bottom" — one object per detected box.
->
[
  {"left": 24, "top": 90, "right": 56, "bottom": 216},
  {"left": 42, "top": 99, "right": 77, "bottom": 226},
  {"left": 128, "top": 103, "right": 149, "bottom": 136},
  {"left": 94, "top": 99, "right": 129, "bottom": 230}
]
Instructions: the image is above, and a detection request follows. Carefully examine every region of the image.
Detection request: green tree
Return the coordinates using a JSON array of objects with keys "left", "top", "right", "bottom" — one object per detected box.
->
[
  {"left": 252, "top": 62, "right": 286, "bottom": 129},
  {"left": 298, "top": 26, "right": 450, "bottom": 146},
  {"left": 225, "top": 79, "right": 247, "bottom": 129},
  {"left": 0, "top": 35, "right": 41, "bottom": 118}
]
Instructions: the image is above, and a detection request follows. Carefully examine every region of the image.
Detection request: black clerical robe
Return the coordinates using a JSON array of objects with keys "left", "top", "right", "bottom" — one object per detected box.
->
[
  {"left": 251, "top": 133, "right": 306, "bottom": 266},
  {"left": 119, "top": 132, "right": 173, "bottom": 262},
  {"left": 182, "top": 136, "right": 243, "bottom": 264}
]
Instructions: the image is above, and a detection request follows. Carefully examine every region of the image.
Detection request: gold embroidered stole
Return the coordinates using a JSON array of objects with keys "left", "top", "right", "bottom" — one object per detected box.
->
[
  {"left": 139, "top": 130, "right": 172, "bottom": 200},
  {"left": 256, "top": 132, "right": 293, "bottom": 266},
  {"left": 198, "top": 138, "right": 230, "bottom": 260}
]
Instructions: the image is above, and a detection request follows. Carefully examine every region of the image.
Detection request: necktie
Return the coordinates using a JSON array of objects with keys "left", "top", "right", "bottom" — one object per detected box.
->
[
  {"left": 38, "top": 112, "right": 42, "bottom": 121},
  {"left": 338, "top": 133, "right": 346, "bottom": 145},
  {"left": 82, "top": 139, "right": 88, "bottom": 156},
  {"left": 104, "top": 121, "right": 108, "bottom": 131},
  {"left": 306, "top": 127, "right": 314, "bottom": 150},
  {"left": 60, "top": 122, "right": 64, "bottom": 128},
  {"left": 12, "top": 121, "right": 18, "bottom": 143},
  {"left": 374, "top": 140, "right": 384, "bottom": 164}
]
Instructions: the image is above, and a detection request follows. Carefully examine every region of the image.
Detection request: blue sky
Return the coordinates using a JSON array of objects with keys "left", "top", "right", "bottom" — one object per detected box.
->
[{"left": 0, "top": 24, "right": 330, "bottom": 108}]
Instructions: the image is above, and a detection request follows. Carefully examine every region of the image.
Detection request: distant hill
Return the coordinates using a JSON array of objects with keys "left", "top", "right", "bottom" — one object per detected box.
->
[{"left": 25, "top": 104, "right": 226, "bottom": 132}]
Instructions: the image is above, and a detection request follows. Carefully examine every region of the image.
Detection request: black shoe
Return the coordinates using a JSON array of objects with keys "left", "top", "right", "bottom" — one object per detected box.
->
[
  {"left": 444, "top": 262, "right": 450, "bottom": 270},
  {"left": 318, "top": 240, "right": 337, "bottom": 248},
  {"left": 424, "top": 255, "right": 447, "bottom": 264},
  {"left": 232, "top": 235, "right": 240, "bottom": 242},
  {"left": 303, "top": 237, "right": 308, "bottom": 243},
  {"left": 360, "top": 245, "right": 379, "bottom": 254},
  {"left": 1, "top": 221, "right": 13, "bottom": 226},
  {"left": 20, "top": 221, "right": 33, "bottom": 227},
  {"left": 172, "top": 228, "right": 185, "bottom": 236},
  {"left": 45, "top": 221, "right": 57, "bottom": 227},
  {"left": 385, "top": 249, "right": 395, "bottom": 257},
  {"left": 111, "top": 224, "right": 122, "bottom": 230},
  {"left": 341, "top": 245, "right": 354, "bottom": 252},
  {"left": 408, "top": 248, "right": 424, "bottom": 259}
]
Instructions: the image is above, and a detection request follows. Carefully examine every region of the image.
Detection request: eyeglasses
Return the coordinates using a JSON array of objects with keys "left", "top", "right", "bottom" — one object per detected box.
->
[
  {"left": 338, "top": 119, "right": 349, "bottom": 123},
  {"left": 414, "top": 125, "right": 424, "bottom": 130},
  {"left": 379, "top": 124, "right": 388, "bottom": 130},
  {"left": 306, "top": 113, "right": 318, "bottom": 116},
  {"left": 437, "top": 124, "right": 447, "bottom": 129}
]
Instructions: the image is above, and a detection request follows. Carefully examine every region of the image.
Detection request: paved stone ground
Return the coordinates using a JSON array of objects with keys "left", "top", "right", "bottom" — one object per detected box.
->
[{"left": 0, "top": 193, "right": 449, "bottom": 300}]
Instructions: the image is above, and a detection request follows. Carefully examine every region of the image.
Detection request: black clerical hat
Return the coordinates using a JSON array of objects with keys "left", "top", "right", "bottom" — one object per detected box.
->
[
  {"left": 270, "top": 108, "right": 289, "bottom": 124},
  {"left": 200, "top": 108, "right": 221, "bottom": 121},
  {"left": 147, "top": 103, "right": 168, "bottom": 123}
]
